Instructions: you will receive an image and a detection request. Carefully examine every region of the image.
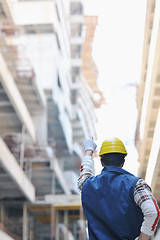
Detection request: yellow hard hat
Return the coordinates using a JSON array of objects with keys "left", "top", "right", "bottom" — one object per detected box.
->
[{"left": 99, "top": 137, "right": 127, "bottom": 157}]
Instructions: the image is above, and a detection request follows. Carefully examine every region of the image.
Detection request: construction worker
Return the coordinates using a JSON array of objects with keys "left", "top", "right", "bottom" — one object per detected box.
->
[{"left": 78, "top": 137, "right": 160, "bottom": 240}]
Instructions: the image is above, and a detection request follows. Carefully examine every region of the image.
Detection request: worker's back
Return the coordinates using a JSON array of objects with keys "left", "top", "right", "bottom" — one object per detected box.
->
[{"left": 82, "top": 166, "right": 144, "bottom": 240}]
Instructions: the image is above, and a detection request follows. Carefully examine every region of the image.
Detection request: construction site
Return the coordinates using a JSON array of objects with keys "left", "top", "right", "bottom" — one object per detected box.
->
[
  {"left": 0, "top": 0, "right": 105, "bottom": 239},
  {"left": 0, "top": 0, "right": 160, "bottom": 239}
]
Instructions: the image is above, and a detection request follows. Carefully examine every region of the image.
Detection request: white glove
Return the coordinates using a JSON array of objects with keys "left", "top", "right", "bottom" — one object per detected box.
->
[
  {"left": 83, "top": 137, "right": 97, "bottom": 152},
  {"left": 134, "top": 237, "right": 139, "bottom": 240}
]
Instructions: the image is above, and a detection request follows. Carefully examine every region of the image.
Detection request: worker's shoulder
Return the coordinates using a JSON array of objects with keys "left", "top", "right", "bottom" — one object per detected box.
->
[
  {"left": 121, "top": 170, "right": 140, "bottom": 183},
  {"left": 116, "top": 168, "right": 139, "bottom": 181},
  {"left": 81, "top": 174, "right": 100, "bottom": 189}
]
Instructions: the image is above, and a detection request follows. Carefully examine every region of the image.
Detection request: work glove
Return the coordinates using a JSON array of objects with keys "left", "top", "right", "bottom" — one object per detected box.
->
[{"left": 83, "top": 137, "right": 97, "bottom": 152}]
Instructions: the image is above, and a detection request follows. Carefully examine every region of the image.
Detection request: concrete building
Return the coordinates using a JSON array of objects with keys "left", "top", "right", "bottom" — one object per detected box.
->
[
  {"left": 136, "top": 0, "right": 160, "bottom": 238},
  {"left": 0, "top": 0, "right": 102, "bottom": 239},
  {"left": 82, "top": 16, "right": 105, "bottom": 108}
]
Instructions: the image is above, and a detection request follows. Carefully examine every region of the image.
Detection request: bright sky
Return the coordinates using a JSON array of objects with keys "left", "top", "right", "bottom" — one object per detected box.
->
[{"left": 84, "top": 0, "right": 147, "bottom": 175}]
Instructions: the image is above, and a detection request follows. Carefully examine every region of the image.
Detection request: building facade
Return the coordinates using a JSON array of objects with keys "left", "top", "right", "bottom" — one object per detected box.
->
[
  {"left": 0, "top": 0, "right": 102, "bottom": 239},
  {"left": 136, "top": 0, "right": 160, "bottom": 238}
]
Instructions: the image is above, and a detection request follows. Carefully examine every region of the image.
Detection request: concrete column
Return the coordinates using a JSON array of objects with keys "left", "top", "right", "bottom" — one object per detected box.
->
[
  {"left": 51, "top": 172, "right": 56, "bottom": 194},
  {"left": 64, "top": 210, "right": 69, "bottom": 240},
  {"left": 28, "top": 216, "right": 34, "bottom": 240},
  {"left": 23, "top": 203, "right": 28, "bottom": 240},
  {"left": 73, "top": 222, "right": 77, "bottom": 240},
  {"left": 32, "top": 109, "right": 48, "bottom": 144},
  {"left": 50, "top": 205, "right": 55, "bottom": 240},
  {"left": 20, "top": 125, "right": 25, "bottom": 169},
  {"left": 0, "top": 202, "right": 5, "bottom": 230},
  {"left": 55, "top": 210, "right": 60, "bottom": 240},
  {"left": 79, "top": 206, "right": 85, "bottom": 240}
]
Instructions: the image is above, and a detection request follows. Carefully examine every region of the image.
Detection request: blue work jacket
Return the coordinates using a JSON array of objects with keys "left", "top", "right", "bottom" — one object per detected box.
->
[{"left": 82, "top": 166, "right": 144, "bottom": 240}]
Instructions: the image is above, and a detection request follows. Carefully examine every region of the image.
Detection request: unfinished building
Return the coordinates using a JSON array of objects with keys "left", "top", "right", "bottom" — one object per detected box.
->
[
  {"left": 0, "top": 0, "right": 102, "bottom": 239},
  {"left": 136, "top": 0, "right": 160, "bottom": 238}
]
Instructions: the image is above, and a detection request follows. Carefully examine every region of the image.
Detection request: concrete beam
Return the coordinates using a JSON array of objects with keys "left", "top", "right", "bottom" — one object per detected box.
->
[
  {"left": 50, "top": 158, "right": 71, "bottom": 195},
  {"left": 11, "top": 1, "right": 55, "bottom": 25},
  {"left": 0, "top": 52, "right": 36, "bottom": 142},
  {"left": 0, "top": 0, "right": 14, "bottom": 25},
  {"left": 0, "top": 138, "right": 35, "bottom": 202},
  {"left": 44, "top": 194, "right": 80, "bottom": 206}
]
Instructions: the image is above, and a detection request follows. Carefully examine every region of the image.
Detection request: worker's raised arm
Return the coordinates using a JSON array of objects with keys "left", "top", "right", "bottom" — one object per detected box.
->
[
  {"left": 134, "top": 179, "right": 160, "bottom": 240},
  {"left": 78, "top": 138, "right": 97, "bottom": 191}
]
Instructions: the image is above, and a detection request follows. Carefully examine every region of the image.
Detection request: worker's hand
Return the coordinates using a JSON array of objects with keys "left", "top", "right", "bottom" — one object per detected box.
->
[{"left": 83, "top": 137, "right": 97, "bottom": 152}]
